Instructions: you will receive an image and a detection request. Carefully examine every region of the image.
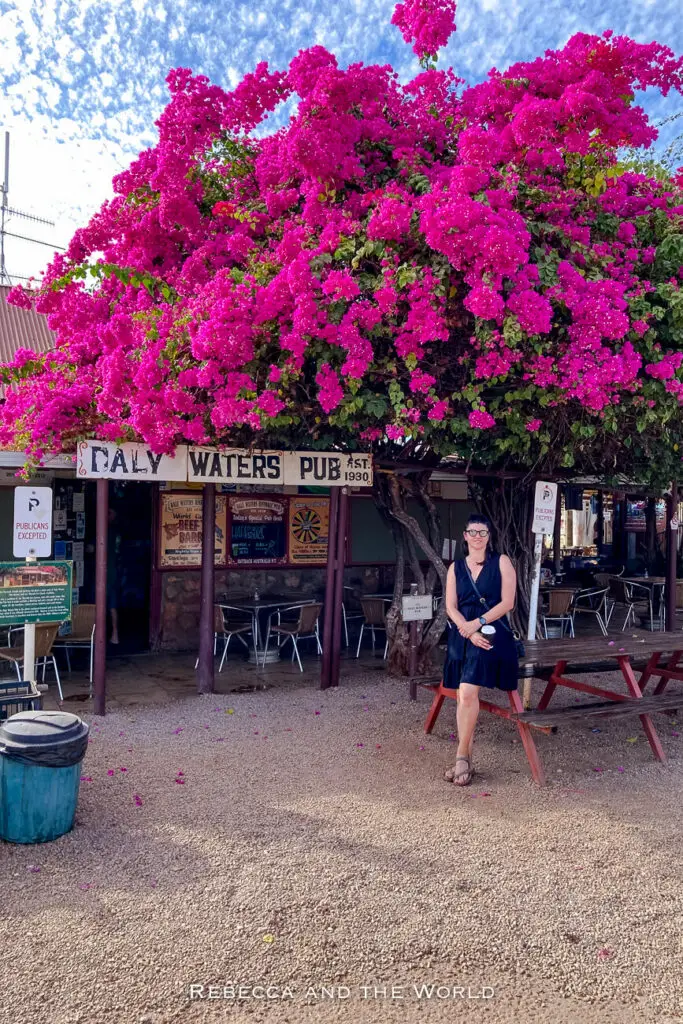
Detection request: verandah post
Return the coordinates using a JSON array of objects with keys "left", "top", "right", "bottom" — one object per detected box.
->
[
  {"left": 197, "top": 483, "right": 216, "bottom": 695},
  {"left": 320, "top": 488, "right": 340, "bottom": 690},
  {"left": 93, "top": 478, "right": 108, "bottom": 716}
]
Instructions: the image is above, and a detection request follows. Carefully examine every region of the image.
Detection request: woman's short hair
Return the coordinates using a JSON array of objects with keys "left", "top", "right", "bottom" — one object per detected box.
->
[{"left": 462, "top": 513, "right": 495, "bottom": 556}]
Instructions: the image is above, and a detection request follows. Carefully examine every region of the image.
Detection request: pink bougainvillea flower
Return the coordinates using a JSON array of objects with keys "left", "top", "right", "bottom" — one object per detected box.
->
[
  {"left": 81, "top": 775, "right": 92, "bottom": 782},
  {"left": 107, "top": 769, "right": 114, "bottom": 777},
  {"left": 597, "top": 948, "right": 615, "bottom": 961},
  {"left": 133, "top": 794, "right": 143, "bottom": 806}
]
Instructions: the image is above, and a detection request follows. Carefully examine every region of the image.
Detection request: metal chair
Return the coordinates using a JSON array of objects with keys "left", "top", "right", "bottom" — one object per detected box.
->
[
  {"left": 542, "top": 589, "right": 575, "bottom": 638},
  {"left": 341, "top": 587, "right": 364, "bottom": 648},
  {"left": 626, "top": 581, "right": 656, "bottom": 632},
  {"left": 570, "top": 587, "right": 609, "bottom": 637},
  {"left": 0, "top": 623, "right": 63, "bottom": 701},
  {"left": 592, "top": 574, "right": 615, "bottom": 625},
  {"left": 53, "top": 604, "right": 96, "bottom": 691},
  {"left": 261, "top": 603, "right": 323, "bottom": 671},
  {"left": 355, "top": 597, "right": 389, "bottom": 659},
  {"left": 0, "top": 678, "right": 42, "bottom": 721},
  {"left": 194, "top": 605, "right": 252, "bottom": 672}
]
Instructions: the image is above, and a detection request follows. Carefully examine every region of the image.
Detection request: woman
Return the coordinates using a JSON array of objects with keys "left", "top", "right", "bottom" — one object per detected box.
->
[{"left": 443, "top": 514, "right": 518, "bottom": 786}]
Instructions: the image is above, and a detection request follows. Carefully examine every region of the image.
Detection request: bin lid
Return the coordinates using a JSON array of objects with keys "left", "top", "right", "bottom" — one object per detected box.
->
[{"left": 0, "top": 711, "right": 89, "bottom": 767}]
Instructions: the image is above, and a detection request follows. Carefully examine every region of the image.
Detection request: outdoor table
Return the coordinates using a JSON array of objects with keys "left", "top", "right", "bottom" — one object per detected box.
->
[
  {"left": 217, "top": 596, "right": 316, "bottom": 665},
  {"left": 421, "top": 632, "right": 683, "bottom": 786}
]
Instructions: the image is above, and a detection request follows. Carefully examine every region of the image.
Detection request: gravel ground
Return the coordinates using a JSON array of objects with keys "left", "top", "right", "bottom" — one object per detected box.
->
[{"left": 1, "top": 671, "right": 682, "bottom": 1024}]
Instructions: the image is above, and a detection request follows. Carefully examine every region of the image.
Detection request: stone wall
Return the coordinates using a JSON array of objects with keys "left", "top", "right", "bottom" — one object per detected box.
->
[{"left": 158, "top": 564, "right": 397, "bottom": 651}]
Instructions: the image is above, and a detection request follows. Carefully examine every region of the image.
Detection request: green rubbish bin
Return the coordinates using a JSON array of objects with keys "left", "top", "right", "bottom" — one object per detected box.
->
[{"left": 0, "top": 711, "right": 90, "bottom": 844}]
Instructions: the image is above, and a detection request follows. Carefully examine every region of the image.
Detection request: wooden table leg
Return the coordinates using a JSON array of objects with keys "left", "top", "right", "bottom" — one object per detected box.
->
[
  {"left": 508, "top": 689, "right": 545, "bottom": 786},
  {"left": 637, "top": 652, "right": 663, "bottom": 695},
  {"left": 537, "top": 660, "right": 566, "bottom": 711},
  {"left": 618, "top": 656, "right": 666, "bottom": 762},
  {"left": 653, "top": 651, "right": 682, "bottom": 696},
  {"left": 424, "top": 683, "right": 448, "bottom": 734}
]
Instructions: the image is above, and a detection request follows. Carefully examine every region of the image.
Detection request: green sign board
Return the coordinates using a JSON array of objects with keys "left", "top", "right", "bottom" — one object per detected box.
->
[{"left": 0, "top": 562, "right": 73, "bottom": 626}]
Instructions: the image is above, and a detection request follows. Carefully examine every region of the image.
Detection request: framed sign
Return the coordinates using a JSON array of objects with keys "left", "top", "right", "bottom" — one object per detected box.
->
[
  {"left": 159, "top": 494, "right": 227, "bottom": 567},
  {"left": 227, "top": 497, "right": 287, "bottom": 566},
  {"left": 0, "top": 562, "right": 73, "bottom": 626},
  {"left": 288, "top": 497, "right": 330, "bottom": 565}
]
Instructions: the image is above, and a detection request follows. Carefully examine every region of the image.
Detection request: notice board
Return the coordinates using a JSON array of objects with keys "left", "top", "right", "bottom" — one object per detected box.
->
[
  {"left": 159, "top": 493, "right": 227, "bottom": 567},
  {"left": 0, "top": 561, "right": 73, "bottom": 626},
  {"left": 288, "top": 497, "right": 330, "bottom": 565},
  {"left": 227, "top": 497, "right": 287, "bottom": 566}
]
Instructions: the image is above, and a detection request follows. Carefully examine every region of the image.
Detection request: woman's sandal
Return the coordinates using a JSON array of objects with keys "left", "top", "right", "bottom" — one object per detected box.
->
[{"left": 444, "top": 756, "right": 473, "bottom": 786}]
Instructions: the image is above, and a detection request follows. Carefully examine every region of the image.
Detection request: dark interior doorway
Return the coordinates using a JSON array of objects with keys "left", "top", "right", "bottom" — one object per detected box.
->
[{"left": 108, "top": 482, "right": 153, "bottom": 654}]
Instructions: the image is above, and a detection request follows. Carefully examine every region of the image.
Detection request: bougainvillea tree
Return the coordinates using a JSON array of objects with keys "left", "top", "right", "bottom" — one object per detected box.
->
[{"left": 3, "top": 0, "right": 683, "bottom": 668}]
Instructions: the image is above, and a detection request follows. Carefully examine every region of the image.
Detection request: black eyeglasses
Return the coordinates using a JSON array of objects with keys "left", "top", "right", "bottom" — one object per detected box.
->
[{"left": 465, "top": 529, "right": 489, "bottom": 538}]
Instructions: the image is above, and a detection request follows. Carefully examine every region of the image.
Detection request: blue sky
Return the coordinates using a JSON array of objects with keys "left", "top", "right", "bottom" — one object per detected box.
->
[{"left": 1, "top": 0, "right": 681, "bottom": 280}]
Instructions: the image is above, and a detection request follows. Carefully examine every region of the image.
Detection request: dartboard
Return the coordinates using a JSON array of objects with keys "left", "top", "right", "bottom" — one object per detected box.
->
[{"left": 291, "top": 507, "right": 322, "bottom": 544}]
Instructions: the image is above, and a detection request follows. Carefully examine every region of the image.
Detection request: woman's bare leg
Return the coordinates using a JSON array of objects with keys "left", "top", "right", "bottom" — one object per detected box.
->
[
  {"left": 456, "top": 682, "right": 480, "bottom": 759},
  {"left": 110, "top": 608, "right": 120, "bottom": 645}
]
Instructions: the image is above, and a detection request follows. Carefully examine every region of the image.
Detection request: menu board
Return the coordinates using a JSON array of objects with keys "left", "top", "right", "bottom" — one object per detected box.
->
[
  {"left": 288, "top": 497, "right": 330, "bottom": 565},
  {"left": 160, "top": 493, "right": 227, "bottom": 567},
  {"left": 227, "top": 497, "right": 287, "bottom": 565}
]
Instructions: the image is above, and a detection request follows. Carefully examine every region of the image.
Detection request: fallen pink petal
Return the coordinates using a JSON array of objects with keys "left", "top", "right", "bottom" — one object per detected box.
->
[
  {"left": 107, "top": 769, "right": 114, "bottom": 777},
  {"left": 80, "top": 776, "right": 92, "bottom": 782},
  {"left": 27, "top": 865, "right": 41, "bottom": 873},
  {"left": 598, "top": 948, "right": 615, "bottom": 961}
]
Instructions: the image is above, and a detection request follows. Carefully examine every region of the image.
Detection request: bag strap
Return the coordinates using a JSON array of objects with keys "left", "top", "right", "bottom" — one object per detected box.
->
[{"left": 463, "top": 557, "right": 515, "bottom": 636}]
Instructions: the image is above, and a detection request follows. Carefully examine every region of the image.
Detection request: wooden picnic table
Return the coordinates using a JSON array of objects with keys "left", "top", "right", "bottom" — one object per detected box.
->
[{"left": 422, "top": 631, "right": 683, "bottom": 787}]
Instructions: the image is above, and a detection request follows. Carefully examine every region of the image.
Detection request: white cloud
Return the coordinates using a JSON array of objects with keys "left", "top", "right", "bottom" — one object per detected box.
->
[{"left": 0, "top": 0, "right": 681, "bottom": 281}]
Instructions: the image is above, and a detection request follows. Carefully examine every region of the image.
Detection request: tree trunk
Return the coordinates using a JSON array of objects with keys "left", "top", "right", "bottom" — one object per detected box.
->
[
  {"left": 469, "top": 476, "right": 536, "bottom": 636},
  {"left": 373, "top": 470, "right": 448, "bottom": 675}
]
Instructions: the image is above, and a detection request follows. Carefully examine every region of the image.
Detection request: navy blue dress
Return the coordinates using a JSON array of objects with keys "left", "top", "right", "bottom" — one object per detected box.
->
[{"left": 443, "top": 554, "right": 519, "bottom": 691}]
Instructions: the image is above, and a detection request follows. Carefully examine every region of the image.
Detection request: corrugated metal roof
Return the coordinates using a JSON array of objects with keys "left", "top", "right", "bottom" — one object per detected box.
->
[{"left": 0, "top": 286, "right": 55, "bottom": 363}]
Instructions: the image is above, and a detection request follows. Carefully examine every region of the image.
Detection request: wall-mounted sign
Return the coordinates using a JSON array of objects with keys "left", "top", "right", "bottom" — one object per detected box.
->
[
  {"left": 13, "top": 486, "right": 53, "bottom": 558},
  {"left": 282, "top": 452, "right": 372, "bottom": 487},
  {"left": 77, "top": 440, "right": 372, "bottom": 487},
  {"left": 288, "top": 497, "right": 330, "bottom": 565},
  {"left": 77, "top": 441, "right": 188, "bottom": 481},
  {"left": 188, "top": 448, "right": 284, "bottom": 485},
  {"left": 159, "top": 494, "right": 227, "bottom": 567},
  {"left": 0, "top": 561, "right": 72, "bottom": 626},
  {"left": 227, "top": 497, "right": 287, "bottom": 565}
]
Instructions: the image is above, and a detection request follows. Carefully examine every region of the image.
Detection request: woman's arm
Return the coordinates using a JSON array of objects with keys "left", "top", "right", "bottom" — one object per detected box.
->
[
  {"left": 478, "top": 554, "right": 517, "bottom": 625},
  {"left": 445, "top": 563, "right": 468, "bottom": 631}
]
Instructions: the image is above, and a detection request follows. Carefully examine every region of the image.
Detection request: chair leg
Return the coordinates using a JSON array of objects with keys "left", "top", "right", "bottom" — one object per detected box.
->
[
  {"left": 292, "top": 636, "right": 303, "bottom": 672},
  {"left": 15, "top": 660, "right": 22, "bottom": 682},
  {"left": 383, "top": 634, "right": 388, "bottom": 659},
  {"left": 52, "top": 657, "right": 64, "bottom": 702},
  {"left": 65, "top": 647, "right": 72, "bottom": 674},
  {"left": 356, "top": 624, "right": 364, "bottom": 658},
  {"left": 370, "top": 626, "right": 376, "bottom": 652},
  {"left": 315, "top": 622, "right": 322, "bottom": 655},
  {"left": 219, "top": 634, "right": 231, "bottom": 673},
  {"left": 597, "top": 613, "right": 607, "bottom": 637},
  {"left": 261, "top": 623, "right": 273, "bottom": 668},
  {"left": 342, "top": 606, "right": 349, "bottom": 648}
]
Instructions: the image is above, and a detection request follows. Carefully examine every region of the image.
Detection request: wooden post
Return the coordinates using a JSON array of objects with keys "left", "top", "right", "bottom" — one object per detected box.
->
[
  {"left": 553, "top": 495, "right": 562, "bottom": 574},
  {"left": 197, "top": 484, "right": 216, "bottom": 695},
  {"left": 596, "top": 491, "right": 604, "bottom": 554},
  {"left": 93, "top": 478, "right": 108, "bottom": 717},
  {"left": 329, "top": 488, "right": 349, "bottom": 689},
  {"left": 320, "top": 488, "right": 340, "bottom": 690},
  {"left": 666, "top": 481, "right": 678, "bottom": 632}
]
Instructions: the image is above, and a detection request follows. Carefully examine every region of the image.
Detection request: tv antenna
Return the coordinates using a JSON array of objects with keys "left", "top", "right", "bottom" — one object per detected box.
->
[{"left": 1, "top": 130, "right": 66, "bottom": 286}]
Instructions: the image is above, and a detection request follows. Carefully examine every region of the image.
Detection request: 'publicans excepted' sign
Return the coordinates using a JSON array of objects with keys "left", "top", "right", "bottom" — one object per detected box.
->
[
  {"left": 531, "top": 481, "right": 558, "bottom": 535},
  {"left": 0, "top": 562, "right": 73, "bottom": 626},
  {"left": 13, "top": 486, "right": 53, "bottom": 559}
]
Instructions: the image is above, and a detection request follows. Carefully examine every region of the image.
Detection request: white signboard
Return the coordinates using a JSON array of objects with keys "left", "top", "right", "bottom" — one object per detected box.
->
[
  {"left": 532, "top": 481, "right": 558, "bottom": 535},
  {"left": 188, "top": 448, "right": 284, "bottom": 485},
  {"left": 282, "top": 452, "right": 373, "bottom": 487},
  {"left": 13, "top": 486, "right": 53, "bottom": 558},
  {"left": 402, "top": 594, "right": 433, "bottom": 621},
  {"left": 77, "top": 441, "right": 373, "bottom": 487},
  {"left": 77, "top": 441, "right": 188, "bottom": 481}
]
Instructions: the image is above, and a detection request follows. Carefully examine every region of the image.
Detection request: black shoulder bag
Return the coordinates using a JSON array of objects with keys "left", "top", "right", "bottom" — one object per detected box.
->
[{"left": 463, "top": 559, "right": 526, "bottom": 659}]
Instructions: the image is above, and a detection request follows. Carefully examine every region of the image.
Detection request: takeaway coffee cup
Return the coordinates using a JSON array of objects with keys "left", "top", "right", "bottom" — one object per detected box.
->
[{"left": 480, "top": 624, "right": 496, "bottom": 647}]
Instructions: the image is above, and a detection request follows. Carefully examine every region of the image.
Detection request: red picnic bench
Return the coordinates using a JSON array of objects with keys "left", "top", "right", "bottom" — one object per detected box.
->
[{"left": 420, "top": 632, "right": 683, "bottom": 787}]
